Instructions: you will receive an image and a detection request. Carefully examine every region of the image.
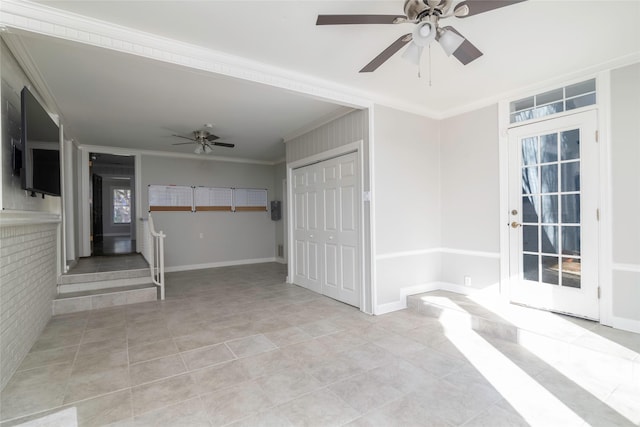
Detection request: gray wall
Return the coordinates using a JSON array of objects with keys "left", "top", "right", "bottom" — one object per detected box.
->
[
  {"left": 140, "top": 155, "right": 277, "bottom": 269},
  {"left": 373, "top": 105, "right": 441, "bottom": 306},
  {"left": 439, "top": 105, "right": 501, "bottom": 289},
  {"left": 610, "top": 62, "right": 640, "bottom": 322}
]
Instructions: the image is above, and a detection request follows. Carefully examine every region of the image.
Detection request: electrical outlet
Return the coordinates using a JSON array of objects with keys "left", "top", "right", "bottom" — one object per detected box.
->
[{"left": 464, "top": 276, "right": 472, "bottom": 287}]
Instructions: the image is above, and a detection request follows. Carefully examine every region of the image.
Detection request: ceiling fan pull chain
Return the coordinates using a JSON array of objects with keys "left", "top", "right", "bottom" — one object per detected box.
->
[{"left": 428, "top": 43, "right": 433, "bottom": 87}]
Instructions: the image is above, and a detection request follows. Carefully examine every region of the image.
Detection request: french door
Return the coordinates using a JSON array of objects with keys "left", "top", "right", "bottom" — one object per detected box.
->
[
  {"left": 292, "top": 152, "right": 360, "bottom": 307},
  {"left": 508, "top": 110, "right": 599, "bottom": 319}
]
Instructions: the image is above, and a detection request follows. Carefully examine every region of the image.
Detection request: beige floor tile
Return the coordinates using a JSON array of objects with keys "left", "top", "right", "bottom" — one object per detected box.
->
[
  {"left": 130, "top": 397, "right": 209, "bottom": 427},
  {"left": 256, "top": 367, "right": 323, "bottom": 405},
  {"left": 17, "top": 346, "right": 78, "bottom": 372},
  {"left": 329, "top": 372, "right": 404, "bottom": 414},
  {"left": 227, "top": 408, "right": 293, "bottom": 427},
  {"left": 181, "top": 343, "right": 235, "bottom": 371},
  {"left": 226, "top": 334, "right": 277, "bottom": 358},
  {"left": 340, "top": 342, "right": 397, "bottom": 371},
  {"left": 67, "top": 388, "right": 133, "bottom": 426},
  {"left": 235, "top": 349, "right": 299, "bottom": 379},
  {"left": 30, "top": 333, "right": 83, "bottom": 353},
  {"left": 277, "top": 388, "right": 360, "bottom": 427},
  {"left": 189, "top": 360, "right": 250, "bottom": 394},
  {"left": 129, "top": 354, "right": 186, "bottom": 386},
  {"left": 0, "top": 364, "right": 73, "bottom": 421},
  {"left": 173, "top": 328, "right": 228, "bottom": 352},
  {"left": 264, "top": 326, "right": 313, "bottom": 348},
  {"left": 128, "top": 338, "right": 178, "bottom": 364},
  {"left": 131, "top": 373, "right": 198, "bottom": 416},
  {"left": 201, "top": 380, "right": 273, "bottom": 425},
  {"left": 63, "top": 365, "right": 130, "bottom": 404},
  {"left": 304, "top": 354, "right": 365, "bottom": 385}
]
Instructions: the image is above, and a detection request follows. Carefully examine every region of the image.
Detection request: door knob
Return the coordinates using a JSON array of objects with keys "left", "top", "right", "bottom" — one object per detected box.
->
[{"left": 511, "top": 221, "right": 522, "bottom": 229}]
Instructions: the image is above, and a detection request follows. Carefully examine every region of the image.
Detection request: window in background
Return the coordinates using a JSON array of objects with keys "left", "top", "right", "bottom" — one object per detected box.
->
[{"left": 113, "top": 188, "right": 131, "bottom": 224}]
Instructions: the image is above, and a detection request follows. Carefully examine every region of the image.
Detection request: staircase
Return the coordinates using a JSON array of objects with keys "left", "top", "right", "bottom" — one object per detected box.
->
[{"left": 53, "top": 256, "right": 158, "bottom": 315}]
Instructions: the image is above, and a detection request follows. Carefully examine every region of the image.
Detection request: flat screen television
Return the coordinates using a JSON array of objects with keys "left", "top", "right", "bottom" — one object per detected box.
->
[{"left": 21, "top": 86, "right": 61, "bottom": 197}]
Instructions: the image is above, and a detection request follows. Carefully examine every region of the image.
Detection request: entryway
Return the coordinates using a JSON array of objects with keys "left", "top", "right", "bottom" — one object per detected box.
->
[
  {"left": 291, "top": 151, "right": 361, "bottom": 308},
  {"left": 507, "top": 110, "right": 599, "bottom": 320},
  {"left": 90, "top": 153, "right": 136, "bottom": 256}
]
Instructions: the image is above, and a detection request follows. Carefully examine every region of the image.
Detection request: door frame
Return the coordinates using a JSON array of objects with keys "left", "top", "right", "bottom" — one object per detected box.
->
[
  {"left": 286, "top": 140, "right": 369, "bottom": 311},
  {"left": 79, "top": 146, "right": 141, "bottom": 258},
  {"left": 498, "top": 71, "right": 613, "bottom": 326}
]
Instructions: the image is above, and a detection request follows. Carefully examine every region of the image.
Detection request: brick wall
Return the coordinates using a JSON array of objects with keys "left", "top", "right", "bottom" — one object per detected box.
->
[{"left": 0, "top": 222, "right": 58, "bottom": 391}]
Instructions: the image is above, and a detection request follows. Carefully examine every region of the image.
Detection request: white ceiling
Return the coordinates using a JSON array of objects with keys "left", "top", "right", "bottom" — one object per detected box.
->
[{"left": 3, "top": 0, "right": 639, "bottom": 162}]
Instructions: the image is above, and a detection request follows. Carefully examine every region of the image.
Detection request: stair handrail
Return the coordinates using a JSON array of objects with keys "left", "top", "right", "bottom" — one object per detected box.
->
[{"left": 144, "top": 214, "right": 166, "bottom": 300}]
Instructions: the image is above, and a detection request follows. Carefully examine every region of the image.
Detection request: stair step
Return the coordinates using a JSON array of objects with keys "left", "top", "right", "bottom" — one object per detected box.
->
[
  {"left": 58, "top": 275, "right": 153, "bottom": 294},
  {"left": 59, "top": 268, "right": 149, "bottom": 285},
  {"left": 53, "top": 284, "right": 157, "bottom": 315},
  {"left": 406, "top": 290, "right": 640, "bottom": 374}
]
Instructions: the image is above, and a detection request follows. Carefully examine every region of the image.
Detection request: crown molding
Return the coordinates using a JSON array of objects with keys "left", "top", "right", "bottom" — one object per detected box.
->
[
  {"left": 0, "top": 0, "right": 445, "bottom": 120},
  {"left": 78, "top": 144, "right": 280, "bottom": 166}
]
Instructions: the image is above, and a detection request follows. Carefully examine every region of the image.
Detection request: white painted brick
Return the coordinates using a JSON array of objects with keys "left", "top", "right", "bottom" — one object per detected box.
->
[{"left": 0, "top": 223, "right": 58, "bottom": 391}]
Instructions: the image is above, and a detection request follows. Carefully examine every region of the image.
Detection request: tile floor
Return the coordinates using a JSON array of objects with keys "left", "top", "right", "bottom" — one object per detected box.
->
[
  {"left": 1, "top": 262, "right": 639, "bottom": 426},
  {"left": 67, "top": 255, "right": 149, "bottom": 274}
]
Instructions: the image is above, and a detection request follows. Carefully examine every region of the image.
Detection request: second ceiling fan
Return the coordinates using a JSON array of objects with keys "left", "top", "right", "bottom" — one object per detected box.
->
[{"left": 317, "top": 0, "right": 527, "bottom": 72}]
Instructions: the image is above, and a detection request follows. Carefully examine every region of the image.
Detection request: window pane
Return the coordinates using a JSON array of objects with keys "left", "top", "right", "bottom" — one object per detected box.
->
[
  {"left": 522, "top": 137, "right": 538, "bottom": 165},
  {"left": 565, "top": 79, "right": 595, "bottom": 98},
  {"left": 113, "top": 188, "right": 131, "bottom": 224},
  {"left": 561, "top": 129, "right": 580, "bottom": 160},
  {"left": 541, "top": 256, "right": 560, "bottom": 285},
  {"left": 561, "top": 195, "right": 580, "bottom": 224},
  {"left": 523, "top": 254, "right": 539, "bottom": 281},
  {"left": 523, "top": 225, "right": 539, "bottom": 252},
  {"left": 537, "top": 88, "right": 563, "bottom": 105},
  {"left": 540, "top": 133, "right": 558, "bottom": 163},
  {"left": 542, "top": 225, "right": 559, "bottom": 254},
  {"left": 541, "top": 195, "right": 558, "bottom": 223},
  {"left": 561, "top": 226, "right": 581, "bottom": 255},
  {"left": 566, "top": 93, "right": 596, "bottom": 111},
  {"left": 522, "top": 196, "right": 539, "bottom": 223},
  {"left": 561, "top": 257, "right": 581, "bottom": 288},
  {"left": 561, "top": 162, "right": 580, "bottom": 192},
  {"left": 541, "top": 165, "right": 558, "bottom": 193},
  {"left": 511, "top": 96, "right": 535, "bottom": 112}
]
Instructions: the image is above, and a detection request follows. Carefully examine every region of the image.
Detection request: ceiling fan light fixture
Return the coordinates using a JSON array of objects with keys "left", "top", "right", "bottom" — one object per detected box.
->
[
  {"left": 438, "top": 28, "right": 465, "bottom": 56},
  {"left": 203, "top": 144, "right": 213, "bottom": 154},
  {"left": 412, "top": 21, "right": 436, "bottom": 47},
  {"left": 401, "top": 42, "right": 424, "bottom": 65},
  {"left": 194, "top": 145, "right": 204, "bottom": 154}
]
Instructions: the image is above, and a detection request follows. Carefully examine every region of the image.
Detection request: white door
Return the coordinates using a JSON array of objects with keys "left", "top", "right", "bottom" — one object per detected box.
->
[
  {"left": 292, "top": 152, "right": 360, "bottom": 307},
  {"left": 320, "top": 153, "right": 360, "bottom": 306},
  {"left": 508, "top": 110, "right": 599, "bottom": 319},
  {"left": 293, "top": 164, "right": 321, "bottom": 293}
]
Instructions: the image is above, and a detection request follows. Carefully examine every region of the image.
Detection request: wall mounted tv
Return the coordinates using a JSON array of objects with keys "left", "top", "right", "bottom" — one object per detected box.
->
[{"left": 21, "top": 86, "right": 61, "bottom": 197}]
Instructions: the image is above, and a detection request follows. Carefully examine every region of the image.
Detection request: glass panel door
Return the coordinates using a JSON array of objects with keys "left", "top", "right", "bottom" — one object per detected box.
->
[{"left": 508, "top": 110, "right": 599, "bottom": 320}]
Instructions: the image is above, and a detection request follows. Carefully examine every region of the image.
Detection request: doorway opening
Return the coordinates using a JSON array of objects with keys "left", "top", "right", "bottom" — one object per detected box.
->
[{"left": 90, "top": 153, "right": 136, "bottom": 256}]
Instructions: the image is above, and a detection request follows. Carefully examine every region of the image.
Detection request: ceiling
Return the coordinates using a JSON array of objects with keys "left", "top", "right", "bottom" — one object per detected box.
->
[{"left": 2, "top": 0, "right": 639, "bottom": 163}]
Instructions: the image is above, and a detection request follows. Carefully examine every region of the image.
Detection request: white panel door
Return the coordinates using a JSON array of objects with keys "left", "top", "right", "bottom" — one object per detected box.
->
[
  {"left": 508, "top": 110, "right": 599, "bottom": 319},
  {"left": 292, "top": 152, "right": 360, "bottom": 307},
  {"left": 292, "top": 165, "right": 321, "bottom": 293},
  {"left": 320, "top": 153, "right": 360, "bottom": 306}
]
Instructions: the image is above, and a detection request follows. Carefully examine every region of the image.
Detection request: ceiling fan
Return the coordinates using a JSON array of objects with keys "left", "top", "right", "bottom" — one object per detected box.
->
[
  {"left": 316, "top": 0, "right": 526, "bottom": 72},
  {"left": 172, "top": 125, "right": 235, "bottom": 154}
]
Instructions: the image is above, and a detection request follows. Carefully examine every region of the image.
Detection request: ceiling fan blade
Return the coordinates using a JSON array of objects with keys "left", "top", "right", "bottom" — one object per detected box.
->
[
  {"left": 172, "top": 134, "right": 195, "bottom": 141},
  {"left": 171, "top": 142, "right": 196, "bottom": 146},
  {"left": 205, "top": 133, "right": 220, "bottom": 141},
  {"left": 316, "top": 14, "right": 406, "bottom": 25},
  {"left": 360, "top": 33, "right": 412, "bottom": 73},
  {"left": 454, "top": 0, "right": 527, "bottom": 18},
  {"left": 212, "top": 142, "right": 235, "bottom": 148},
  {"left": 442, "top": 26, "right": 483, "bottom": 65}
]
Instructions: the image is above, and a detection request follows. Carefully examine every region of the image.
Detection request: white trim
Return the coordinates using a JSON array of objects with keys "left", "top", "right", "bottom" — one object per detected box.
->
[
  {"left": 375, "top": 247, "right": 500, "bottom": 260},
  {"left": 0, "top": 210, "right": 61, "bottom": 226},
  {"left": 165, "top": 257, "right": 277, "bottom": 273},
  {"left": 612, "top": 263, "right": 640, "bottom": 273},
  {"left": 79, "top": 144, "right": 278, "bottom": 166},
  {"left": 498, "top": 100, "right": 511, "bottom": 302},
  {"left": 598, "top": 70, "right": 614, "bottom": 327},
  {"left": 275, "top": 257, "right": 286, "bottom": 265},
  {"left": 367, "top": 106, "right": 377, "bottom": 316},
  {"left": 608, "top": 316, "right": 640, "bottom": 334},
  {"left": 376, "top": 248, "right": 439, "bottom": 260}
]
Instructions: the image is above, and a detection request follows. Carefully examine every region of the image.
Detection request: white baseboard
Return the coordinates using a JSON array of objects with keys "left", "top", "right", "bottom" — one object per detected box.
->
[
  {"left": 609, "top": 315, "right": 640, "bottom": 334},
  {"left": 165, "top": 257, "right": 278, "bottom": 273},
  {"left": 275, "top": 257, "right": 287, "bottom": 264},
  {"left": 374, "top": 282, "right": 442, "bottom": 315},
  {"left": 374, "top": 281, "right": 493, "bottom": 315}
]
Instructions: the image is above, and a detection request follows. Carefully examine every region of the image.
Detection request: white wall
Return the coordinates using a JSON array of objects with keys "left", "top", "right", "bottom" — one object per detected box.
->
[
  {"left": 440, "top": 105, "right": 501, "bottom": 289},
  {"left": 373, "top": 105, "right": 441, "bottom": 309},
  {"left": 610, "top": 63, "right": 640, "bottom": 324},
  {"left": 140, "top": 155, "right": 277, "bottom": 270},
  {"left": 0, "top": 40, "right": 60, "bottom": 391}
]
